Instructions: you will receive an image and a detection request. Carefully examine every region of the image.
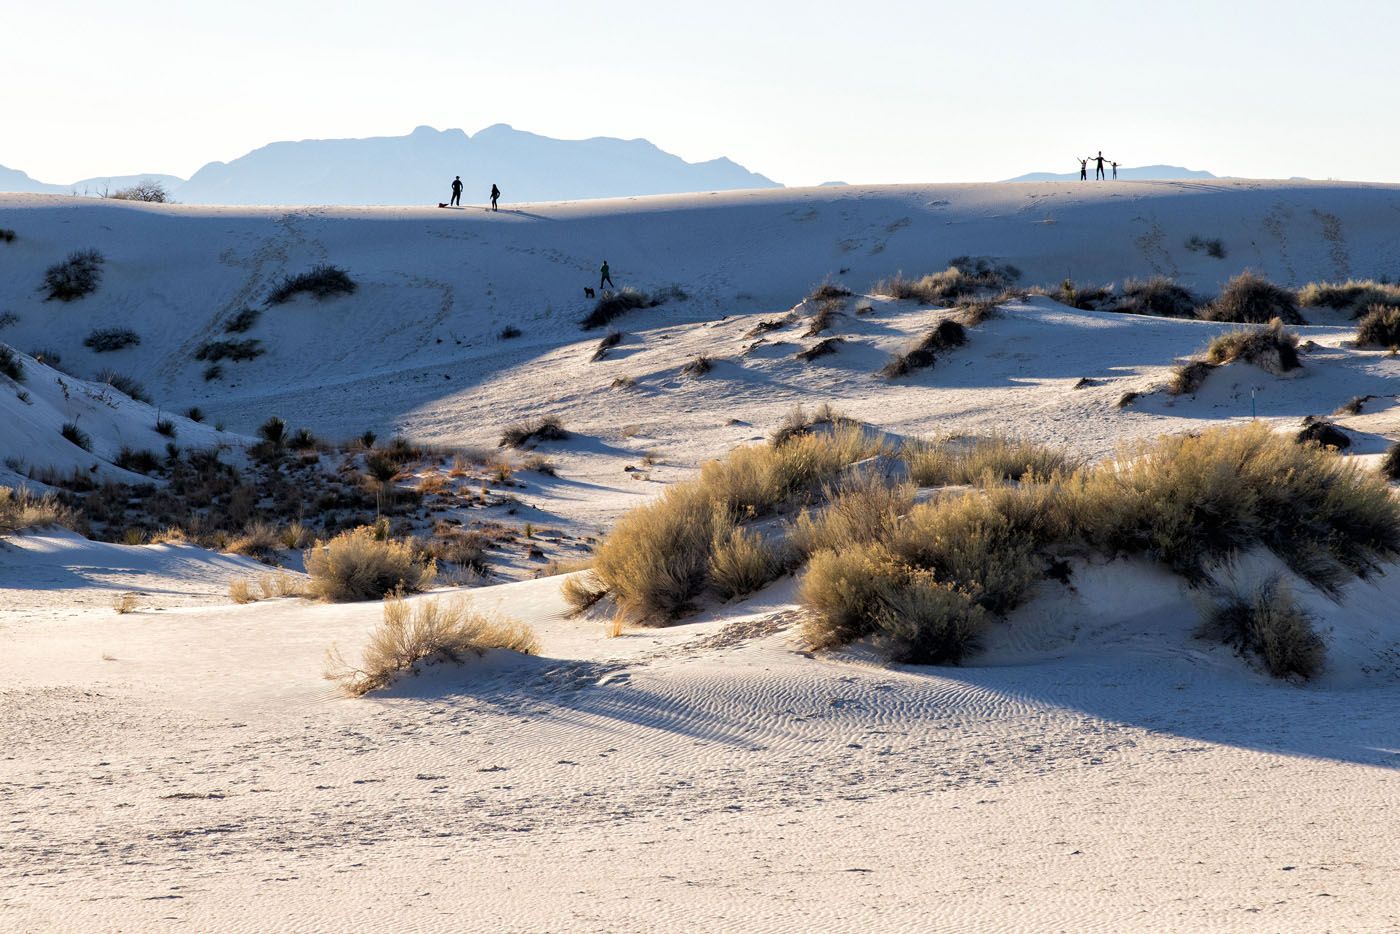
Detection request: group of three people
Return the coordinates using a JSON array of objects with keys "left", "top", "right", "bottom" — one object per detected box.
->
[
  {"left": 450, "top": 176, "right": 501, "bottom": 210},
  {"left": 1079, "top": 152, "right": 1118, "bottom": 180}
]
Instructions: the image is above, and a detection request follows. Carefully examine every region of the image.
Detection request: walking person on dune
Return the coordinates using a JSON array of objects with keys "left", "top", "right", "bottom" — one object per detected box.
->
[
  {"left": 490, "top": 183, "right": 500, "bottom": 212},
  {"left": 600, "top": 260, "right": 614, "bottom": 291},
  {"left": 1093, "top": 151, "right": 1109, "bottom": 180},
  {"left": 1078, "top": 158, "right": 1088, "bottom": 181},
  {"left": 449, "top": 175, "right": 463, "bottom": 207}
]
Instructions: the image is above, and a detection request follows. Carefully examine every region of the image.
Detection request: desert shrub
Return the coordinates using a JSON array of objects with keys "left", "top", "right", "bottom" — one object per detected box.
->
[
  {"left": 195, "top": 339, "right": 264, "bottom": 363},
  {"left": 881, "top": 319, "right": 966, "bottom": 378},
  {"left": 582, "top": 288, "right": 660, "bottom": 330},
  {"left": 203, "top": 364, "right": 223, "bottom": 382},
  {"left": 870, "top": 573, "right": 988, "bottom": 664},
  {"left": 154, "top": 417, "right": 176, "bottom": 438},
  {"left": 224, "top": 307, "right": 261, "bottom": 333},
  {"left": 879, "top": 258, "right": 1019, "bottom": 305},
  {"left": 288, "top": 428, "right": 318, "bottom": 452},
  {"left": 708, "top": 521, "right": 782, "bottom": 599},
  {"left": 499, "top": 415, "right": 568, "bottom": 448},
  {"left": 0, "top": 345, "right": 22, "bottom": 382},
  {"left": 30, "top": 348, "right": 62, "bottom": 368},
  {"left": 358, "top": 430, "right": 377, "bottom": 450},
  {"left": 185, "top": 406, "right": 205, "bottom": 422},
  {"left": 0, "top": 312, "right": 17, "bottom": 329},
  {"left": 498, "top": 325, "right": 522, "bottom": 339},
  {"left": 1296, "top": 419, "right": 1350, "bottom": 450},
  {"left": 1355, "top": 304, "right": 1400, "bottom": 348},
  {"left": 267, "top": 265, "right": 357, "bottom": 304},
  {"left": 746, "top": 318, "right": 788, "bottom": 338},
  {"left": 60, "top": 421, "right": 91, "bottom": 451},
  {"left": 561, "top": 571, "right": 609, "bottom": 614},
  {"left": 325, "top": 593, "right": 538, "bottom": 696},
  {"left": 1116, "top": 276, "right": 1198, "bottom": 318},
  {"left": 1200, "top": 271, "right": 1303, "bottom": 324},
  {"left": 1298, "top": 279, "right": 1400, "bottom": 316},
  {"left": 114, "top": 447, "right": 161, "bottom": 475},
  {"left": 790, "top": 473, "right": 914, "bottom": 557},
  {"left": 1381, "top": 443, "right": 1400, "bottom": 481},
  {"left": 304, "top": 526, "right": 437, "bottom": 602},
  {"left": 592, "top": 330, "right": 623, "bottom": 361},
  {"left": 112, "top": 592, "right": 137, "bottom": 613},
  {"left": 902, "top": 435, "right": 1069, "bottom": 486},
  {"left": 807, "top": 282, "right": 852, "bottom": 301},
  {"left": 258, "top": 416, "right": 287, "bottom": 447},
  {"left": 796, "top": 337, "right": 843, "bottom": 362},
  {"left": 83, "top": 328, "right": 140, "bottom": 353},
  {"left": 108, "top": 179, "right": 172, "bottom": 202},
  {"left": 521, "top": 454, "right": 557, "bottom": 476},
  {"left": 42, "top": 249, "right": 104, "bottom": 301},
  {"left": 681, "top": 355, "right": 714, "bottom": 378},
  {"left": 1198, "top": 576, "right": 1324, "bottom": 679},
  {"left": 0, "top": 229, "right": 15, "bottom": 243},
  {"left": 1334, "top": 396, "right": 1367, "bottom": 416},
  {"left": 957, "top": 296, "right": 1001, "bottom": 327},
  {"left": 1039, "top": 278, "right": 1113, "bottom": 310},
  {"left": 1185, "top": 235, "right": 1227, "bottom": 258},
  {"left": 227, "top": 521, "right": 282, "bottom": 563},
  {"left": 229, "top": 578, "right": 254, "bottom": 604},
  {"left": 1203, "top": 319, "right": 1301, "bottom": 373},
  {"left": 0, "top": 486, "right": 74, "bottom": 533},
  {"left": 94, "top": 369, "right": 150, "bottom": 403},
  {"left": 1168, "top": 360, "right": 1215, "bottom": 395},
  {"left": 798, "top": 543, "right": 909, "bottom": 649},
  {"left": 769, "top": 403, "right": 857, "bottom": 446},
  {"left": 805, "top": 298, "right": 842, "bottom": 336}
]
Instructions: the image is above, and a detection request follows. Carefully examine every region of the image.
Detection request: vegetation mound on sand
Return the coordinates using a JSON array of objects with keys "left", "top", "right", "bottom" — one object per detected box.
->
[
  {"left": 267, "top": 264, "right": 357, "bottom": 304},
  {"left": 1298, "top": 279, "right": 1400, "bottom": 317},
  {"left": 1032, "top": 279, "right": 1112, "bottom": 310},
  {"left": 1199, "top": 576, "right": 1324, "bottom": 679},
  {"left": 1203, "top": 318, "right": 1301, "bottom": 373},
  {"left": 1355, "top": 304, "right": 1400, "bottom": 348},
  {"left": 807, "top": 282, "right": 852, "bottom": 301},
  {"left": 325, "top": 593, "right": 538, "bottom": 696},
  {"left": 304, "top": 526, "right": 437, "bottom": 602},
  {"left": 1115, "top": 276, "right": 1199, "bottom": 318},
  {"left": 499, "top": 416, "right": 568, "bottom": 448},
  {"left": 588, "top": 421, "right": 1399, "bottom": 678},
  {"left": 1199, "top": 271, "right": 1304, "bottom": 324},
  {"left": 42, "top": 249, "right": 104, "bottom": 302},
  {"left": 881, "top": 319, "right": 967, "bottom": 378},
  {"left": 83, "top": 328, "right": 140, "bottom": 353},
  {"left": 0, "top": 486, "right": 75, "bottom": 534},
  {"left": 1381, "top": 442, "right": 1400, "bottom": 481},
  {"left": 582, "top": 287, "right": 670, "bottom": 330},
  {"left": 878, "top": 256, "right": 1019, "bottom": 305},
  {"left": 1296, "top": 418, "right": 1350, "bottom": 450}
]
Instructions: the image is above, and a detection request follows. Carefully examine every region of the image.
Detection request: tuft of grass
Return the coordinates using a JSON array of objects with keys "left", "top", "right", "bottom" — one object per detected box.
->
[
  {"left": 708, "top": 521, "right": 782, "bottom": 600},
  {"left": 115, "top": 447, "right": 161, "bottom": 475},
  {"left": 1035, "top": 278, "right": 1112, "bottom": 310},
  {"left": 1185, "top": 235, "right": 1227, "bottom": 259},
  {"left": 1203, "top": 319, "right": 1301, "bottom": 373},
  {"left": 229, "top": 578, "right": 254, "bottom": 604},
  {"left": 227, "top": 521, "right": 282, "bottom": 563},
  {"left": 1115, "top": 276, "right": 1198, "bottom": 318},
  {"left": 581, "top": 288, "right": 661, "bottom": 330},
  {"left": 83, "top": 328, "right": 140, "bottom": 353},
  {"left": 1355, "top": 304, "right": 1400, "bottom": 348},
  {"left": 1200, "top": 271, "right": 1304, "bottom": 324},
  {"left": 1296, "top": 419, "right": 1350, "bottom": 450},
  {"left": 498, "top": 325, "right": 522, "bottom": 339},
  {"left": 1380, "top": 443, "right": 1400, "bottom": 481},
  {"left": 42, "top": 249, "right": 104, "bottom": 301},
  {"left": 195, "top": 339, "right": 264, "bottom": 363},
  {"left": 154, "top": 417, "right": 177, "bottom": 438},
  {"left": 60, "top": 421, "right": 92, "bottom": 451},
  {"left": 325, "top": 593, "right": 539, "bottom": 696},
  {"left": 304, "top": 526, "right": 437, "bottom": 602},
  {"left": 795, "top": 337, "right": 842, "bottom": 362},
  {"left": 267, "top": 264, "right": 357, "bottom": 304},
  {"left": 95, "top": 369, "right": 150, "bottom": 403},
  {"left": 591, "top": 330, "right": 623, "bottom": 361},
  {"left": 681, "top": 355, "right": 714, "bottom": 378},
  {"left": 203, "top": 364, "right": 224, "bottom": 382},
  {"left": 1168, "top": 360, "right": 1215, "bottom": 396},
  {"left": 288, "top": 427, "right": 318, "bottom": 452},
  {"left": 878, "top": 257, "right": 1020, "bottom": 305},
  {"left": 1298, "top": 279, "right": 1400, "bottom": 317},
  {"left": 807, "top": 282, "right": 852, "bottom": 301},
  {"left": 902, "top": 435, "right": 1070, "bottom": 486},
  {"left": 499, "top": 416, "right": 568, "bottom": 448},
  {"left": 805, "top": 298, "right": 843, "bottom": 336},
  {"left": 561, "top": 571, "right": 609, "bottom": 615},
  {"left": 770, "top": 403, "right": 857, "bottom": 446},
  {"left": 224, "top": 307, "right": 261, "bottom": 333},
  {"left": 112, "top": 592, "right": 137, "bottom": 614},
  {"left": 1199, "top": 576, "right": 1324, "bottom": 679},
  {"left": 881, "top": 319, "right": 967, "bottom": 378},
  {"left": 0, "top": 486, "right": 75, "bottom": 534},
  {"left": 0, "top": 345, "right": 22, "bottom": 382}
]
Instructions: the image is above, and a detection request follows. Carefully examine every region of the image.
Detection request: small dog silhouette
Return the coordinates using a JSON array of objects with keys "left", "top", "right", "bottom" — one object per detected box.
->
[
  {"left": 584, "top": 287, "right": 596, "bottom": 299},
  {"left": 437, "top": 202, "right": 448, "bottom": 208}
]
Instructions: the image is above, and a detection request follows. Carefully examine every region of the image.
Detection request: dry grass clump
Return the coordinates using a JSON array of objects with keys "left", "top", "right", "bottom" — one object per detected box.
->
[
  {"left": 1355, "top": 304, "right": 1400, "bottom": 348},
  {"left": 84, "top": 328, "right": 140, "bottom": 353},
  {"left": 225, "top": 307, "right": 261, "bottom": 333},
  {"left": 1168, "top": 360, "right": 1215, "bottom": 396},
  {"left": 266, "top": 264, "right": 357, "bottom": 304},
  {"left": 878, "top": 257, "right": 1019, "bottom": 305},
  {"left": 42, "top": 249, "right": 104, "bottom": 301},
  {"left": 709, "top": 522, "right": 782, "bottom": 600},
  {"left": 955, "top": 297, "right": 1001, "bottom": 327},
  {"left": 1116, "top": 276, "right": 1199, "bottom": 318},
  {"left": 902, "top": 435, "right": 1070, "bottom": 486},
  {"left": 562, "top": 571, "right": 609, "bottom": 614},
  {"left": 0, "top": 344, "right": 23, "bottom": 382},
  {"left": 228, "top": 571, "right": 306, "bottom": 603},
  {"left": 1298, "top": 279, "right": 1400, "bottom": 317},
  {"left": 769, "top": 403, "right": 857, "bottom": 446},
  {"left": 1199, "top": 576, "right": 1324, "bottom": 679},
  {"left": 795, "top": 337, "right": 842, "bottom": 362},
  {"left": 1333, "top": 396, "right": 1368, "bottom": 417},
  {"left": 1296, "top": 418, "right": 1350, "bottom": 450},
  {"left": 195, "top": 339, "right": 264, "bottom": 363},
  {"left": 227, "top": 520, "right": 283, "bottom": 562},
  {"left": 881, "top": 319, "right": 967, "bottom": 378},
  {"left": 304, "top": 526, "right": 437, "bottom": 602},
  {"left": 681, "top": 355, "right": 714, "bottom": 377},
  {"left": 1034, "top": 279, "right": 1113, "bottom": 310},
  {"left": 325, "top": 594, "right": 538, "bottom": 696},
  {"left": 591, "top": 330, "right": 623, "bottom": 361},
  {"left": 1380, "top": 443, "right": 1400, "bottom": 481},
  {"left": 229, "top": 578, "right": 254, "bottom": 604},
  {"left": 1203, "top": 319, "right": 1301, "bottom": 373},
  {"left": 111, "top": 592, "right": 137, "bottom": 613},
  {"left": 807, "top": 282, "right": 852, "bottom": 301},
  {"left": 499, "top": 416, "right": 568, "bottom": 448},
  {"left": 581, "top": 288, "right": 660, "bottom": 330},
  {"left": 1200, "top": 271, "right": 1304, "bottom": 324},
  {"left": 805, "top": 298, "right": 843, "bottom": 336},
  {"left": 60, "top": 421, "right": 92, "bottom": 451},
  {"left": 790, "top": 473, "right": 914, "bottom": 557},
  {"left": 94, "top": 369, "right": 150, "bottom": 402}
]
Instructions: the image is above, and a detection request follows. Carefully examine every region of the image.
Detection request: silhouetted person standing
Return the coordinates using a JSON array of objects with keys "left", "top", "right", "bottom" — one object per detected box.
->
[
  {"left": 600, "top": 260, "right": 614, "bottom": 290},
  {"left": 1078, "top": 158, "right": 1088, "bottom": 181},
  {"left": 1111, "top": 161, "right": 1119, "bottom": 180},
  {"left": 1093, "top": 151, "right": 1108, "bottom": 180},
  {"left": 490, "top": 183, "right": 500, "bottom": 211},
  {"left": 450, "top": 176, "right": 463, "bottom": 206}
]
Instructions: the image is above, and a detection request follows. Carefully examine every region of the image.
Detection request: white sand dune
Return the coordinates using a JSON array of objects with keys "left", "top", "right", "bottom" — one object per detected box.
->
[{"left": 2, "top": 182, "right": 1399, "bottom": 931}]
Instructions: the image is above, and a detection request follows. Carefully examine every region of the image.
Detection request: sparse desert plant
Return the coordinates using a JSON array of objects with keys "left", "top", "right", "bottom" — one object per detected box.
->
[
  {"left": 521, "top": 453, "right": 557, "bottom": 475},
  {"left": 498, "top": 325, "right": 522, "bottom": 339},
  {"left": 279, "top": 521, "right": 311, "bottom": 550},
  {"left": 708, "top": 521, "right": 782, "bottom": 599},
  {"left": 95, "top": 369, "right": 150, "bottom": 403},
  {"left": 562, "top": 571, "right": 609, "bottom": 614},
  {"left": 746, "top": 317, "right": 788, "bottom": 338},
  {"left": 1185, "top": 235, "right": 1227, "bottom": 258},
  {"left": 798, "top": 543, "right": 910, "bottom": 650},
  {"left": 1298, "top": 279, "right": 1400, "bottom": 316},
  {"left": 108, "top": 179, "right": 172, "bottom": 202},
  {"left": 1334, "top": 396, "right": 1368, "bottom": 416},
  {"left": 266, "top": 264, "right": 357, "bottom": 304},
  {"left": 581, "top": 288, "right": 661, "bottom": 330},
  {"left": 304, "top": 526, "right": 437, "bottom": 601},
  {"left": 807, "top": 282, "right": 852, "bottom": 301},
  {"left": 610, "top": 375, "right": 637, "bottom": 390},
  {"left": 0, "top": 229, "right": 15, "bottom": 243},
  {"left": 154, "top": 417, "right": 177, "bottom": 438},
  {"left": 112, "top": 592, "right": 137, "bottom": 614},
  {"left": 258, "top": 416, "right": 288, "bottom": 448},
  {"left": 358, "top": 430, "right": 377, "bottom": 450},
  {"left": 1115, "top": 276, "right": 1199, "bottom": 318},
  {"left": 83, "top": 328, "right": 140, "bottom": 353},
  {"left": 1198, "top": 576, "right": 1323, "bottom": 679},
  {"left": 499, "top": 415, "right": 568, "bottom": 448},
  {"left": 42, "top": 249, "right": 104, "bottom": 301},
  {"left": 288, "top": 427, "right": 318, "bottom": 452},
  {"left": 224, "top": 306, "right": 261, "bottom": 333},
  {"left": 1381, "top": 443, "right": 1400, "bottom": 481},
  {"left": 114, "top": 447, "right": 161, "bottom": 475},
  {"left": 790, "top": 473, "right": 914, "bottom": 558},
  {"left": 1200, "top": 271, "right": 1304, "bottom": 324},
  {"left": 203, "top": 364, "right": 224, "bottom": 382},
  {"left": 1296, "top": 418, "right": 1350, "bottom": 450},
  {"left": 881, "top": 319, "right": 967, "bottom": 378},
  {"left": 30, "top": 347, "right": 63, "bottom": 368},
  {"left": 868, "top": 573, "right": 988, "bottom": 664},
  {"left": 879, "top": 258, "right": 1019, "bottom": 305},
  {"left": 1038, "top": 278, "right": 1113, "bottom": 310},
  {"left": 592, "top": 330, "right": 623, "bottom": 361},
  {"left": 195, "top": 339, "right": 264, "bottom": 363},
  {"left": 1355, "top": 303, "right": 1400, "bottom": 348},
  {"left": 60, "top": 421, "right": 92, "bottom": 451},
  {"left": 901, "top": 435, "right": 1069, "bottom": 486},
  {"left": 0, "top": 486, "right": 74, "bottom": 533},
  {"left": 324, "top": 593, "right": 538, "bottom": 696},
  {"left": 0, "top": 345, "right": 22, "bottom": 382},
  {"left": 1203, "top": 319, "right": 1301, "bottom": 373},
  {"left": 795, "top": 337, "right": 842, "bottom": 362},
  {"left": 769, "top": 403, "right": 856, "bottom": 446},
  {"left": 229, "top": 578, "right": 254, "bottom": 604},
  {"left": 805, "top": 298, "right": 843, "bottom": 336},
  {"left": 185, "top": 406, "right": 204, "bottom": 422},
  {"left": 227, "top": 520, "right": 282, "bottom": 562},
  {"left": 681, "top": 355, "right": 714, "bottom": 377},
  {"left": 1168, "top": 360, "right": 1215, "bottom": 395},
  {"left": 955, "top": 296, "right": 1000, "bottom": 327}
]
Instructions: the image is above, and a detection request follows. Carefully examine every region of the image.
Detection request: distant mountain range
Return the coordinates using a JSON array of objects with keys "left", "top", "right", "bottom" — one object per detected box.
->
[
  {"left": 1004, "top": 165, "right": 1218, "bottom": 182},
  {"left": 0, "top": 125, "right": 780, "bottom": 205}
]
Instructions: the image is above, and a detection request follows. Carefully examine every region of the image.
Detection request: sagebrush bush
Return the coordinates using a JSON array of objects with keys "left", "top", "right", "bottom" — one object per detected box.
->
[
  {"left": 267, "top": 265, "right": 357, "bottom": 304},
  {"left": 1203, "top": 319, "right": 1301, "bottom": 373},
  {"left": 60, "top": 421, "right": 92, "bottom": 451},
  {"left": 304, "top": 526, "right": 437, "bottom": 601},
  {"left": 195, "top": 339, "right": 264, "bottom": 363},
  {"left": 95, "top": 369, "right": 150, "bottom": 403},
  {"left": 902, "top": 435, "right": 1070, "bottom": 485},
  {"left": 325, "top": 594, "right": 539, "bottom": 696},
  {"left": 499, "top": 416, "right": 568, "bottom": 448},
  {"left": 807, "top": 282, "right": 852, "bottom": 301},
  {"left": 869, "top": 573, "right": 988, "bottom": 664},
  {"left": 709, "top": 521, "right": 782, "bottom": 599},
  {"left": 0, "top": 486, "right": 74, "bottom": 533},
  {"left": 1381, "top": 443, "right": 1400, "bottom": 481},
  {"left": 795, "top": 337, "right": 843, "bottom": 362},
  {"left": 769, "top": 403, "right": 857, "bottom": 446},
  {"left": 591, "top": 330, "right": 622, "bottom": 361},
  {"left": 42, "top": 249, "right": 104, "bottom": 301},
  {"left": 1200, "top": 271, "right": 1304, "bottom": 324},
  {"left": 83, "top": 328, "right": 140, "bottom": 353},
  {"left": 582, "top": 288, "right": 660, "bottom": 330},
  {"left": 1168, "top": 360, "right": 1215, "bottom": 396},
  {"left": 881, "top": 319, "right": 967, "bottom": 378},
  {"left": 1116, "top": 276, "right": 1198, "bottom": 318},
  {"left": 681, "top": 355, "right": 714, "bottom": 377},
  {"left": 880, "top": 258, "right": 1019, "bottom": 305},
  {"left": 224, "top": 307, "right": 261, "bottom": 333},
  {"left": 790, "top": 473, "right": 914, "bottom": 557},
  {"left": 0, "top": 345, "right": 22, "bottom": 382},
  {"left": 1298, "top": 279, "right": 1400, "bottom": 317},
  {"left": 228, "top": 521, "right": 282, "bottom": 562},
  {"left": 1198, "top": 576, "right": 1324, "bottom": 679},
  {"left": 1355, "top": 304, "right": 1400, "bottom": 348}
]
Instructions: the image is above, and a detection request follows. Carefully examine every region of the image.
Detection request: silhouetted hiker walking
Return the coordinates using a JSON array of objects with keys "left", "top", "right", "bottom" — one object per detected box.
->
[
  {"left": 1078, "top": 158, "right": 1088, "bottom": 181},
  {"left": 1093, "top": 151, "right": 1108, "bottom": 180},
  {"left": 490, "top": 184, "right": 500, "bottom": 211},
  {"left": 1111, "top": 161, "right": 1119, "bottom": 180},
  {"left": 600, "top": 260, "right": 614, "bottom": 290},
  {"left": 450, "top": 176, "right": 462, "bottom": 206}
]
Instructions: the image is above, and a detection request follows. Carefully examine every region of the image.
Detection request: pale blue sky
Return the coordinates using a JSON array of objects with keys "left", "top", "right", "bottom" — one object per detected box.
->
[{"left": 5, "top": 0, "right": 1397, "bottom": 185}]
